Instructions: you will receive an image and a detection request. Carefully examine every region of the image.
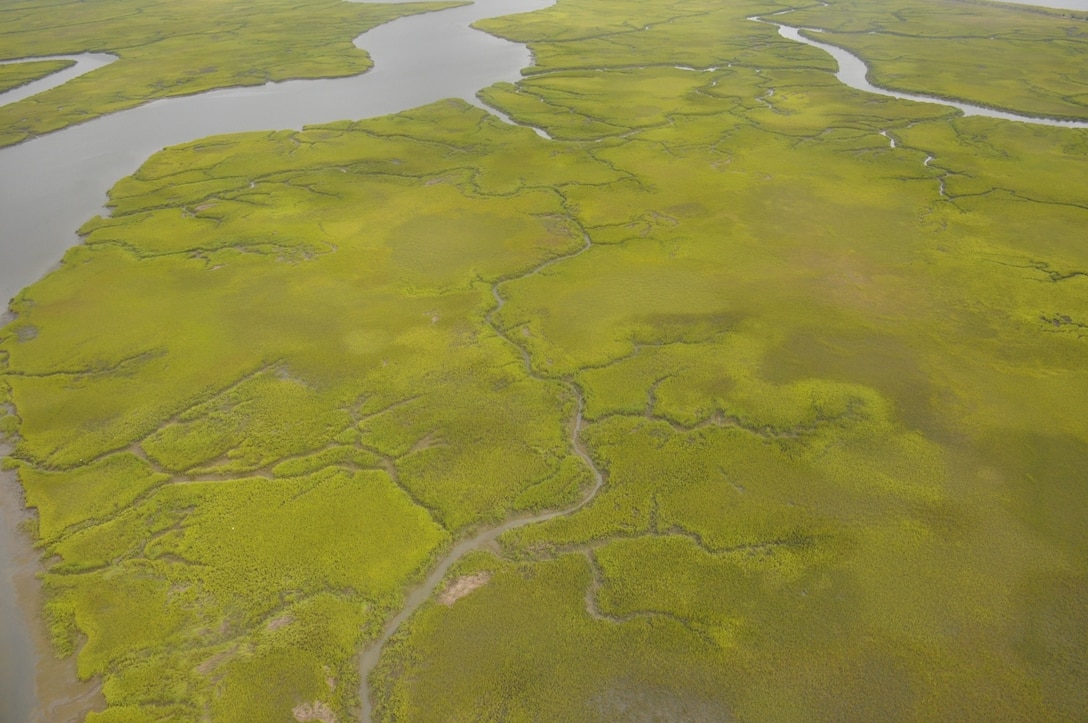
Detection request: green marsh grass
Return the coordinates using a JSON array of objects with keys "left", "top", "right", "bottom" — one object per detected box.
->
[
  {"left": 378, "top": 0, "right": 1087, "bottom": 720},
  {"left": 2, "top": 104, "right": 612, "bottom": 718},
  {"left": 2, "top": 0, "right": 1088, "bottom": 718}
]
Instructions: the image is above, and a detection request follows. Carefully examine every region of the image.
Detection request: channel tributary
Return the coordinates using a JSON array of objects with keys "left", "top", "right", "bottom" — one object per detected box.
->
[
  {"left": 2, "top": 0, "right": 1087, "bottom": 720},
  {"left": 753, "top": 8, "right": 1088, "bottom": 130},
  {"left": 0, "top": 53, "right": 118, "bottom": 109}
]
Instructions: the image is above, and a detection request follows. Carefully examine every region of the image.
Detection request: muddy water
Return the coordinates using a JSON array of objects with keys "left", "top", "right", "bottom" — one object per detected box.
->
[{"left": 0, "top": 452, "right": 38, "bottom": 723}]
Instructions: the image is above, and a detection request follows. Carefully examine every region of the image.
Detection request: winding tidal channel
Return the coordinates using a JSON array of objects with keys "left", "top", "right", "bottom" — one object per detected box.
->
[
  {"left": 755, "top": 8, "right": 1088, "bottom": 129},
  {"left": 2, "top": 0, "right": 1087, "bottom": 720}
]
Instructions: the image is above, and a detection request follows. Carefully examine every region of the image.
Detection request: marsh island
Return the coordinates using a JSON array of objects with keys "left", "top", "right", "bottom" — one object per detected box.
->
[{"left": 1, "top": 0, "right": 1087, "bottom": 720}]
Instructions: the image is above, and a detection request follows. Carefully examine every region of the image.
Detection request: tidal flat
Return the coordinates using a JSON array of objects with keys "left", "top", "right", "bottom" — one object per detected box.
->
[{"left": 1, "top": 0, "right": 1087, "bottom": 720}]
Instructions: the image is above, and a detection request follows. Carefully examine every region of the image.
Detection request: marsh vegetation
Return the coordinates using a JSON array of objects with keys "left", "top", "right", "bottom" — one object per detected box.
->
[{"left": 1, "top": 0, "right": 1087, "bottom": 720}]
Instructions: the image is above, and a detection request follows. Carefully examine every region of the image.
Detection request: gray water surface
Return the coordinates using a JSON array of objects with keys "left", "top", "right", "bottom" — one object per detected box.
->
[
  {"left": 0, "top": 459, "right": 34, "bottom": 723},
  {"left": 1000, "top": 0, "right": 1088, "bottom": 10}
]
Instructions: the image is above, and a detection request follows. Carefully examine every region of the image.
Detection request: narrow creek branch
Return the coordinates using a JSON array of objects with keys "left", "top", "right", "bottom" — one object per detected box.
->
[{"left": 357, "top": 227, "right": 607, "bottom": 723}]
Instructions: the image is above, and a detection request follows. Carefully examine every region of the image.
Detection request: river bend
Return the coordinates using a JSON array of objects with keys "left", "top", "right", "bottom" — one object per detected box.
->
[
  {"left": 754, "top": 12, "right": 1088, "bottom": 130},
  {"left": 0, "top": 0, "right": 554, "bottom": 308}
]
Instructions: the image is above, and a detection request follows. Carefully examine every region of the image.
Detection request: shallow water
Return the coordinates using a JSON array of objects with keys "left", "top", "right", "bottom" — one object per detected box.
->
[
  {"left": 0, "top": 458, "right": 35, "bottom": 723},
  {"left": 0, "top": 463, "right": 104, "bottom": 723},
  {"left": 1000, "top": 0, "right": 1088, "bottom": 10}
]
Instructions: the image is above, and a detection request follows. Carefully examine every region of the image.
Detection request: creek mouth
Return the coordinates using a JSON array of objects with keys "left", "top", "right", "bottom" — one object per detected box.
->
[{"left": 0, "top": 53, "right": 117, "bottom": 109}]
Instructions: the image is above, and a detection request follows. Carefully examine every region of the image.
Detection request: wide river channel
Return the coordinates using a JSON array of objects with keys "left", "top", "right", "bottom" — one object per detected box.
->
[{"left": 1, "top": 0, "right": 1086, "bottom": 720}]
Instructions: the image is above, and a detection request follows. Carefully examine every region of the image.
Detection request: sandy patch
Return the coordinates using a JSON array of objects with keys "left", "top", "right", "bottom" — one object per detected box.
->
[
  {"left": 438, "top": 571, "right": 491, "bottom": 606},
  {"left": 293, "top": 700, "right": 336, "bottom": 723},
  {"left": 195, "top": 646, "right": 236, "bottom": 677},
  {"left": 267, "top": 614, "right": 293, "bottom": 631}
]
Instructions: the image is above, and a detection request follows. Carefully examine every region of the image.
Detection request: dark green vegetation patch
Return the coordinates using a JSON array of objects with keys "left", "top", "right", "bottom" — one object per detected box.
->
[{"left": 2, "top": 0, "right": 1088, "bottom": 720}]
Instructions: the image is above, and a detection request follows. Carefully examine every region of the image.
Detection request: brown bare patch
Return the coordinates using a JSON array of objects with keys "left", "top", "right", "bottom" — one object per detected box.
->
[
  {"left": 267, "top": 614, "right": 293, "bottom": 631},
  {"left": 424, "top": 174, "right": 456, "bottom": 186},
  {"left": 406, "top": 432, "right": 446, "bottom": 455},
  {"left": 293, "top": 701, "right": 337, "bottom": 723},
  {"left": 195, "top": 646, "right": 235, "bottom": 676},
  {"left": 438, "top": 571, "right": 491, "bottom": 606}
]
